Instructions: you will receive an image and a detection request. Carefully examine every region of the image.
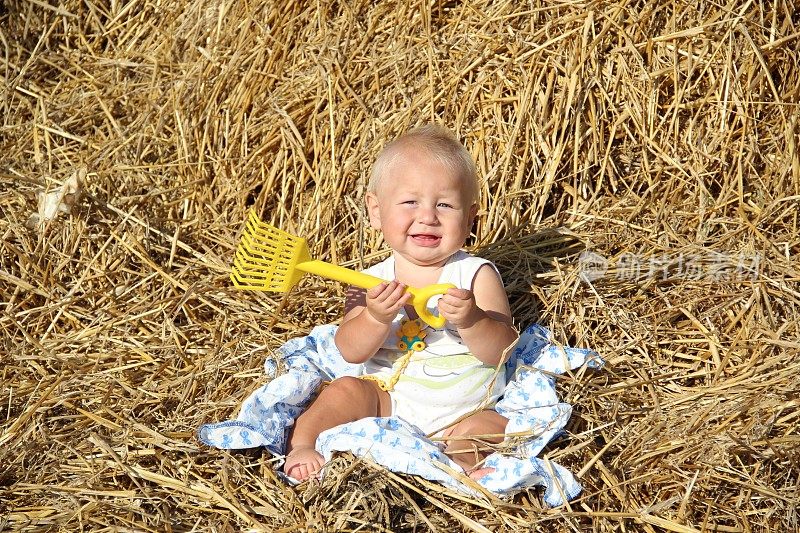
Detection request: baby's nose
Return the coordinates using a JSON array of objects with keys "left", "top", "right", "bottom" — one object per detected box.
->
[{"left": 417, "top": 205, "right": 438, "bottom": 224}]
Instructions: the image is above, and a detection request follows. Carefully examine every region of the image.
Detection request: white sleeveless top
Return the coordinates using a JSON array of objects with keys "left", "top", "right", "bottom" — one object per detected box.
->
[
  {"left": 362, "top": 250, "right": 499, "bottom": 361},
  {"left": 358, "top": 251, "right": 507, "bottom": 433}
]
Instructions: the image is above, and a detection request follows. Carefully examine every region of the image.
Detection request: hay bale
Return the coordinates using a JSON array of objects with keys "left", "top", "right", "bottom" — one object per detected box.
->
[{"left": 1, "top": 0, "right": 797, "bottom": 530}]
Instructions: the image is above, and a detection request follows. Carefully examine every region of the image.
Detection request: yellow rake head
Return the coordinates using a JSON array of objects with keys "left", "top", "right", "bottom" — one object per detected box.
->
[{"left": 230, "top": 210, "right": 312, "bottom": 292}]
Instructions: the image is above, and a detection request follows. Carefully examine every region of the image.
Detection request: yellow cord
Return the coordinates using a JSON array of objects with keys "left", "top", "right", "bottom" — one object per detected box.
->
[{"left": 359, "top": 349, "right": 414, "bottom": 391}]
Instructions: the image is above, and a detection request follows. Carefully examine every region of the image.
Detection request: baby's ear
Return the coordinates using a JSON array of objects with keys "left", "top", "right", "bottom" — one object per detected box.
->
[
  {"left": 366, "top": 192, "right": 382, "bottom": 230},
  {"left": 469, "top": 203, "right": 478, "bottom": 221}
]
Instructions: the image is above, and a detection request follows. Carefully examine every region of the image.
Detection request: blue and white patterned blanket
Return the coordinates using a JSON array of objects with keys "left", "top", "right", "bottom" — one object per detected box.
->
[{"left": 198, "top": 323, "right": 602, "bottom": 507}]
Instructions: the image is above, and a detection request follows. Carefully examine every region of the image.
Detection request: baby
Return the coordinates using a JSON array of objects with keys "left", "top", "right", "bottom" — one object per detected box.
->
[{"left": 284, "top": 125, "right": 519, "bottom": 481}]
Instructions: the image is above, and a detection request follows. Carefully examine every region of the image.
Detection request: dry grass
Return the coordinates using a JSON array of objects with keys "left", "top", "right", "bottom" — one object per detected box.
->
[{"left": 2, "top": 0, "right": 799, "bottom": 531}]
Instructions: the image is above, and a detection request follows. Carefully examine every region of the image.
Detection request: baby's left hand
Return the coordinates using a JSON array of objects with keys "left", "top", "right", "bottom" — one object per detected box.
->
[{"left": 437, "top": 288, "right": 483, "bottom": 329}]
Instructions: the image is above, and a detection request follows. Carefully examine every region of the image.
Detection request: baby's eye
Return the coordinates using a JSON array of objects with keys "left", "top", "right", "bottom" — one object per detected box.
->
[{"left": 437, "top": 202, "right": 454, "bottom": 208}]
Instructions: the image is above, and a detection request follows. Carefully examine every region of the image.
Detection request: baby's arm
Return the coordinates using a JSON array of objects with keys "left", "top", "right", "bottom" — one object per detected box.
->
[
  {"left": 335, "top": 280, "right": 410, "bottom": 363},
  {"left": 437, "top": 264, "right": 517, "bottom": 366}
]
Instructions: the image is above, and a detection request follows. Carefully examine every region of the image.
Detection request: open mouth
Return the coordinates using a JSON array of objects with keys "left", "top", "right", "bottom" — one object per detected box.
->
[{"left": 410, "top": 234, "right": 441, "bottom": 246}]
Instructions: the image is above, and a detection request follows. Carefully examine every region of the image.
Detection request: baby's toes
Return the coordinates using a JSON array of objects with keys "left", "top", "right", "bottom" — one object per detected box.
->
[
  {"left": 284, "top": 448, "right": 325, "bottom": 481},
  {"left": 288, "top": 464, "right": 306, "bottom": 480},
  {"left": 468, "top": 467, "right": 496, "bottom": 480},
  {"left": 285, "top": 458, "right": 309, "bottom": 480}
]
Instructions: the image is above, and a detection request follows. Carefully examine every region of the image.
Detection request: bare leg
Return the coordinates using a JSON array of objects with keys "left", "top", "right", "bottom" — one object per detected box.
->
[
  {"left": 284, "top": 376, "right": 390, "bottom": 480},
  {"left": 440, "top": 410, "right": 508, "bottom": 479}
]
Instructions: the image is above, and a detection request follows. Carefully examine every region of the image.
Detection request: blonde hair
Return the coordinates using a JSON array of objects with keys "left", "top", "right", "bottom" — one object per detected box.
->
[{"left": 368, "top": 125, "right": 479, "bottom": 203}]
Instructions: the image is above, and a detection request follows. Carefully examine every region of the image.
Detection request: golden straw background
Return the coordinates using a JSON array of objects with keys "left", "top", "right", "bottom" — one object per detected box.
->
[{"left": 1, "top": 0, "right": 798, "bottom": 531}]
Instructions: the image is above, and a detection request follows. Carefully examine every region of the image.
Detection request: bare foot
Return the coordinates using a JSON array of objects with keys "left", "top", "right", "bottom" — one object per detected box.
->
[
  {"left": 468, "top": 467, "right": 496, "bottom": 480},
  {"left": 284, "top": 446, "right": 325, "bottom": 481}
]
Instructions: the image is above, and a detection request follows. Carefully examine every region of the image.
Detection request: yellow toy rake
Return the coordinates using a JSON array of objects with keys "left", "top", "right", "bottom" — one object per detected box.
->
[{"left": 231, "top": 210, "right": 453, "bottom": 328}]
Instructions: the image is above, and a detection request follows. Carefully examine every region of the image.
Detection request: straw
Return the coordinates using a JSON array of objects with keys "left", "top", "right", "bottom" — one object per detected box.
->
[{"left": 2, "top": 0, "right": 798, "bottom": 530}]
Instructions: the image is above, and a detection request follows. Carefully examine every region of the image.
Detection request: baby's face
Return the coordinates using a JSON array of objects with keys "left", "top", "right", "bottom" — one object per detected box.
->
[{"left": 367, "top": 150, "right": 477, "bottom": 268}]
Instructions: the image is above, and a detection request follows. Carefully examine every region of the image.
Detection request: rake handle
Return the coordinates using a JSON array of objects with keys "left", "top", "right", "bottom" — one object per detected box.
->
[{"left": 297, "top": 260, "right": 453, "bottom": 329}]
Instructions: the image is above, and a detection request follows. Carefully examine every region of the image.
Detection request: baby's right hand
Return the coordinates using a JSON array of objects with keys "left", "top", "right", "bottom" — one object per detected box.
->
[{"left": 365, "top": 280, "right": 411, "bottom": 324}]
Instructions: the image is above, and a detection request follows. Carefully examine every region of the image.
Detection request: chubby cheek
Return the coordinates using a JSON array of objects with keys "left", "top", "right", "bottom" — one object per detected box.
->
[
  {"left": 455, "top": 218, "right": 473, "bottom": 240},
  {"left": 382, "top": 216, "right": 412, "bottom": 241}
]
